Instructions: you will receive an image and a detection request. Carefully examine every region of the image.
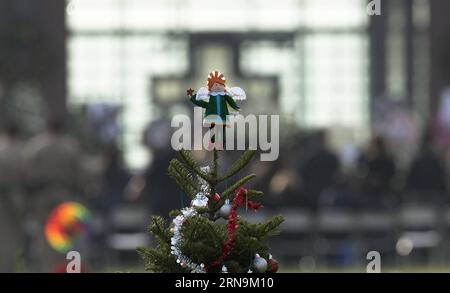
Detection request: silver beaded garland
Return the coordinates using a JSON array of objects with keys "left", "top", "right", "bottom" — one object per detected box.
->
[
  {"left": 191, "top": 192, "right": 209, "bottom": 208},
  {"left": 170, "top": 183, "right": 230, "bottom": 273},
  {"left": 170, "top": 207, "right": 207, "bottom": 273}
]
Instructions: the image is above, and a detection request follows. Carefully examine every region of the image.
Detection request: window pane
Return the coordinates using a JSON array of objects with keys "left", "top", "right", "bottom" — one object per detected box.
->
[
  {"left": 67, "top": 0, "right": 368, "bottom": 32},
  {"left": 304, "top": 34, "right": 369, "bottom": 133}
]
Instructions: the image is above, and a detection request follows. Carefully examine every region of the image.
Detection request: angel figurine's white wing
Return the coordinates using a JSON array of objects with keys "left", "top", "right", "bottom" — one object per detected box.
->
[
  {"left": 196, "top": 87, "right": 209, "bottom": 101},
  {"left": 227, "top": 87, "right": 247, "bottom": 101}
]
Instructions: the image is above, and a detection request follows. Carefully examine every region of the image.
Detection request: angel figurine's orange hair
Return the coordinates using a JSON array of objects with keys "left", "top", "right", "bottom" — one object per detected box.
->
[{"left": 207, "top": 71, "right": 226, "bottom": 91}]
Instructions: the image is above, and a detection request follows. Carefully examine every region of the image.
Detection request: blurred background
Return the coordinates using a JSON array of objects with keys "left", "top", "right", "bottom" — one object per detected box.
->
[{"left": 1, "top": 0, "right": 450, "bottom": 272}]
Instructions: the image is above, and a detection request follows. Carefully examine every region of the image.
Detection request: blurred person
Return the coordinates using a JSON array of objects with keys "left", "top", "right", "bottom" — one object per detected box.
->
[
  {"left": 0, "top": 122, "right": 24, "bottom": 187},
  {"left": 97, "top": 144, "right": 131, "bottom": 214},
  {"left": 358, "top": 136, "right": 396, "bottom": 196},
  {"left": 357, "top": 136, "right": 396, "bottom": 209},
  {"left": 23, "top": 119, "right": 84, "bottom": 191},
  {"left": 300, "top": 130, "right": 340, "bottom": 210},
  {"left": 138, "top": 119, "right": 190, "bottom": 220},
  {"left": 259, "top": 133, "right": 306, "bottom": 207},
  {"left": 142, "top": 148, "right": 186, "bottom": 219},
  {"left": 22, "top": 118, "right": 86, "bottom": 272},
  {"left": 0, "top": 122, "right": 25, "bottom": 272},
  {"left": 405, "top": 131, "right": 447, "bottom": 197}
]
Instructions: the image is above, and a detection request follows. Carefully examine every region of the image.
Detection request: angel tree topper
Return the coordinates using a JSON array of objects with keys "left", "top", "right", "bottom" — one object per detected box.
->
[
  {"left": 175, "top": 71, "right": 279, "bottom": 160},
  {"left": 187, "top": 71, "right": 246, "bottom": 149}
]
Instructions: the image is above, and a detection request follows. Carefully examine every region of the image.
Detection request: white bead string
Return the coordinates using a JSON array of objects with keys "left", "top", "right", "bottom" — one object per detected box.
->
[
  {"left": 170, "top": 182, "right": 229, "bottom": 273},
  {"left": 170, "top": 206, "right": 206, "bottom": 273},
  {"left": 170, "top": 166, "right": 234, "bottom": 273}
]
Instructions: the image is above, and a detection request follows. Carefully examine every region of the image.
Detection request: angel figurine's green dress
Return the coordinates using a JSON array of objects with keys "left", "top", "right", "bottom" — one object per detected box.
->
[{"left": 189, "top": 92, "right": 240, "bottom": 126}]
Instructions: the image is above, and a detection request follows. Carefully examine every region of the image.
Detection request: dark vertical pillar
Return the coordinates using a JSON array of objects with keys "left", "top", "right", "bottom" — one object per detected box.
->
[
  {"left": 369, "top": 0, "right": 387, "bottom": 100},
  {"left": 404, "top": 0, "right": 414, "bottom": 105},
  {"left": 35, "top": 0, "right": 67, "bottom": 121},
  {"left": 430, "top": 0, "right": 450, "bottom": 115},
  {"left": 0, "top": 0, "right": 10, "bottom": 124},
  {"left": 368, "top": 0, "right": 388, "bottom": 129}
]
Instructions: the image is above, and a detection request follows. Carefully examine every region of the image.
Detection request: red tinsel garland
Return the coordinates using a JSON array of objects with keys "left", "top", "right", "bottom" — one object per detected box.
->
[{"left": 208, "top": 187, "right": 262, "bottom": 270}]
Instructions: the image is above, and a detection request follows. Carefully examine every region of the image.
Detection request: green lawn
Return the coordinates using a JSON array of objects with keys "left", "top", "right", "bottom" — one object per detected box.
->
[
  {"left": 100, "top": 266, "right": 450, "bottom": 273},
  {"left": 279, "top": 266, "right": 450, "bottom": 273}
]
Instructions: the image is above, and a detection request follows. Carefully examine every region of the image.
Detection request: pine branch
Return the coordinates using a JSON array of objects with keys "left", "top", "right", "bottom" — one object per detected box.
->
[
  {"left": 194, "top": 207, "right": 209, "bottom": 214},
  {"left": 219, "top": 150, "right": 256, "bottom": 182},
  {"left": 170, "top": 158, "right": 199, "bottom": 189},
  {"left": 178, "top": 149, "right": 211, "bottom": 182},
  {"left": 257, "top": 215, "right": 285, "bottom": 240},
  {"left": 210, "top": 174, "right": 257, "bottom": 214},
  {"left": 247, "top": 189, "right": 263, "bottom": 200},
  {"left": 222, "top": 174, "right": 256, "bottom": 199},
  {"left": 137, "top": 247, "right": 185, "bottom": 273},
  {"left": 169, "top": 209, "right": 181, "bottom": 217},
  {"left": 235, "top": 216, "right": 284, "bottom": 244},
  {"left": 148, "top": 216, "right": 171, "bottom": 245},
  {"left": 180, "top": 216, "right": 226, "bottom": 264},
  {"left": 168, "top": 159, "right": 200, "bottom": 198}
]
